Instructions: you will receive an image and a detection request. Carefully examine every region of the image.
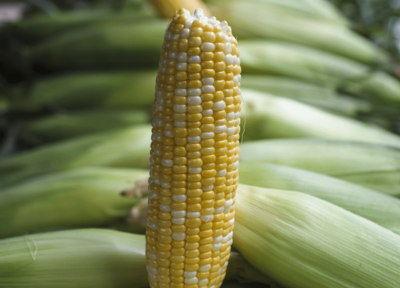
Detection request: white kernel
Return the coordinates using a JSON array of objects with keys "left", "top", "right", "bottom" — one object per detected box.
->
[
  {"left": 188, "top": 136, "right": 201, "bottom": 143},
  {"left": 156, "top": 90, "right": 164, "bottom": 97},
  {"left": 152, "top": 118, "right": 164, "bottom": 127},
  {"left": 235, "top": 57, "right": 241, "bottom": 65},
  {"left": 223, "top": 261, "right": 229, "bottom": 268},
  {"left": 218, "top": 267, "right": 223, "bottom": 276},
  {"left": 215, "top": 125, "right": 227, "bottom": 133},
  {"left": 201, "top": 85, "right": 215, "bottom": 93},
  {"left": 149, "top": 273, "right": 158, "bottom": 282},
  {"left": 187, "top": 212, "right": 201, "bottom": 218},
  {"left": 234, "top": 112, "right": 240, "bottom": 119},
  {"left": 213, "top": 101, "right": 226, "bottom": 111},
  {"left": 234, "top": 161, "right": 239, "bottom": 169},
  {"left": 225, "top": 54, "right": 233, "bottom": 65},
  {"left": 173, "top": 104, "right": 186, "bottom": 112},
  {"left": 165, "top": 31, "right": 172, "bottom": 40},
  {"left": 213, "top": 236, "right": 223, "bottom": 244},
  {"left": 202, "top": 109, "right": 213, "bottom": 116},
  {"left": 161, "top": 158, "right": 173, "bottom": 167},
  {"left": 209, "top": 286, "right": 215, "bottom": 288},
  {"left": 172, "top": 217, "right": 185, "bottom": 224},
  {"left": 228, "top": 239, "right": 233, "bottom": 246},
  {"left": 188, "top": 96, "right": 202, "bottom": 105},
  {"left": 212, "top": 243, "right": 222, "bottom": 251},
  {"left": 202, "top": 77, "right": 214, "bottom": 85},
  {"left": 155, "top": 133, "right": 163, "bottom": 141},
  {"left": 147, "top": 252, "right": 158, "bottom": 261},
  {"left": 147, "top": 221, "right": 158, "bottom": 229},
  {"left": 172, "top": 33, "right": 180, "bottom": 41},
  {"left": 176, "top": 63, "right": 187, "bottom": 71},
  {"left": 214, "top": 206, "right": 224, "bottom": 213},
  {"left": 172, "top": 232, "right": 186, "bottom": 241},
  {"left": 226, "top": 112, "right": 235, "bottom": 120},
  {"left": 188, "top": 56, "right": 201, "bottom": 63},
  {"left": 202, "top": 185, "right": 214, "bottom": 191},
  {"left": 174, "top": 88, "right": 187, "bottom": 96},
  {"left": 201, "top": 42, "right": 215, "bottom": 52},
  {"left": 178, "top": 52, "right": 188, "bottom": 62},
  {"left": 226, "top": 127, "right": 236, "bottom": 135},
  {"left": 201, "top": 132, "right": 214, "bottom": 139},
  {"left": 180, "top": 28, "right": 190, "bottom": 38},
  {"left": 194, "top": 8, "right": 204, "bottom": 18},
  {"left": 188, "top": 88, "right": 202, "bottom": 96},
  {"left": 172, "top": 194, "right": 187, "bottom": 202},
  {"left": 216, "top": 169, "right": 227, "bottom": 176},
  {"left": 199, "top": 264, "right": 211, "bottom": 272},
  {"left": 198, "top": 279, "right": 209, "bottom": 286},
  {"left": 153, "top": 178, "right": 161, "bottom": 185},
  {"left": 229, "top": 218, "right": 235, "bottom": 226},
  {"left": 164, "top": 130, "right": 174, "bottom": 137},
  {"left": 185, "top": 20, "right": 193, "bottom": 28},
  {"left": 174, "top": 121, "right": 187, "bottom": 127},
  {"left": 189, "top": 167, "right": 202, "bottom": 173},
  {"left": 169, "top": 51, "right": 178, "bottom": 58},
  {"left": 224, "top": 199, "right": 233, "bottom": 210},
  {"left": 184, "top": 271, "right": 197, "bottom": 278},
  {"left": 233, "top": 75, "right": 239, "bottom": 86},
  {"left": 171, "top": 210, "right": 186, "bottom": 217},
  {"left": 225, "top": 43, "right": 232, "bottom": 54},
  {"left": 201, "top": 214, "right": 214, "bottom": 222},
  {"left": 159, "top": 204, "right": 171, "bottom": 212}
]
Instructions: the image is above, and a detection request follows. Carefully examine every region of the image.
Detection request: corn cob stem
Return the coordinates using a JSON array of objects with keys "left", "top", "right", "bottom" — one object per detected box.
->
[{"left": 146, "top": 8, "right": 241, "bottom": 288}]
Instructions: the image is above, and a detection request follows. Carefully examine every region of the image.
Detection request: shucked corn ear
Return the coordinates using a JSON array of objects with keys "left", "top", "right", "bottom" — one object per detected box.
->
[
  {"left": 0, "top": 229, "right": 273, "bottom": 288},
  {"left": 10, "top": 70, "right": 157, "bottom": 111},
  {"left": 210, "top": 0, "right": 388, "bottom": 66},
  {"left": 235, "top": 184, "right": 400, "bottom": 288},
  {"left": 22, "top": 110, "right": 150, "bottom": 143},
  {"left": 240, "top": 89, "right": 400, "bottom": 147},
  {"left": 0, "top": 167, "right": 148, "bottom": 239},
  {"left": 239, "top": 162, "right": 400, "bottom": 234},
  {"left": 239, "top": 41, "right": 400, "bottom": 104},
  {"left": 28, "top": 21, "right": 168, "bottom": 70},
  {"left": 239, "top": 138, "right": 400, "bottom": 196},
  {"left": 0, "top": 125, "right": 151, "bottom": 189},
  {"left": 146, "top": 9, "right": 241, "bottom": 288},
  {"left": 240, "top": 75, "right": 371, "bottom": 116}
]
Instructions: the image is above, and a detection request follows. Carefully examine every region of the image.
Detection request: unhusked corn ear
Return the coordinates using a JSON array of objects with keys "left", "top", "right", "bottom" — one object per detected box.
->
[
  {"left": 146, "top": 8, "right": 241, "bottom": 288},
  {"left": 149, "top": 0, "right": 210, "bottom": 19}
]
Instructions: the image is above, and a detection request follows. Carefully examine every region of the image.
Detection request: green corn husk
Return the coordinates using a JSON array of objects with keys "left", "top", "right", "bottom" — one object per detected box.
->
[
  {"left": 0, "top": 167, "right": 148, "bottom": 239},
  {"left": 5, "top": 8, "right": 157, "bottom": 42},
  {"left": 235, "top": 184, "right": 400, "bottom": 288},
  {"left": 239, "top": 162, "right": 400, "bottom": 234},
  {"left": 240, "top": 41, "right": 400, "bottom": 104},
  {"left": 0, "top": 125, "right": 151, "bottom": 189},
  {"left": 28, "top": 21, "right": 167, "bottom": 70},
  {"left": 22, "top": 110, "right": 150, "bottom": 143},
  {"left": 239, "top": 138, "right": 400, "bottom": 196},
  {"left": 211, "top": 1, "right": 386, "bottom": 66},
  {"left": 10, "top": 70, "right": 157, "bottom": 112},
  {"left": 240, "top": 75, "right": 371, "bottom": 116},
  {"left": 0, "top": 229, "right": 274, "bottom": 288},
  {"left": 240, "top": 89, "right": 400, "bottom": 147},
  {"left": 206, "top": 0, "right": 349, "bottom": 27}
]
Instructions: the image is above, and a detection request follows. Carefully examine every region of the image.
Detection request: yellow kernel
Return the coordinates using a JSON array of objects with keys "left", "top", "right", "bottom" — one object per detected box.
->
[
  {"left": 201, "top": 32, "right": 216, "bottom": 42},
  {"left": 201, "top": 93, "right": 213, "bottom": 101},
  {"left": 185, "top": 264, "right": 199, "bottom": 271},
  {"left": 188, "top": 47, "right": 201, "bottom": 55},
  {"left": 199, "top": 258, "right": 212, "bottom": 265},
  {"left": 201, "top": 124, "right": 215, "bottom": 132},
  {"left": 199, "top": 244, "right": 212, "bottom": 253},
  {"left": 175, "top": 71, "right": 187, "bottom": 81},
  {"left": 188, "top": 158, "right": 203, "bottom": 167},
  {"left": 179, "top": 39, "right": 188, "bottom": 51},
  {"left": 215, "top": 71, "right": 226, "bottom": 80},
  {"left": 187, "top": 105, "right": 202, "bottom": 113},
  {"left": 201, "top": 60, "right": 214, "bottom": 69},
  {"left": 170, "top": 255, "right": 185, "bottom": 263},
  {"left": 172, "top": 165, "right": 187, "bottom": 174},
  {"left": 173, "top": 128, "right": 187, "bottom": 137},
  {"left": 190, "top": 27, "right": 203, "bottom": 36},
  {"left": 173, "top": 157, "right": 187, "bottom": 165},
  {"left": 215, "top": 32, "right": 225, "bottom": 42},
  {"left": 187, "top": 182, "right": 202, "bottom": 189},
  {"left": 188, "top": 80, "right": 202, "bottom": 88},
  {"left": 158, "top": 275, "right": 170, "bottom": 284},
  {"left": 172, "top": 224, "right": 186, "bottom": 233},
  {"left": 171, "top": 276, "right": 184, "bottom": 283},
  {"left": 214, "top": 62, "right": 226, "bottom": 71},
  {"left": 201, "top": 52, "right": 214, "bottom": 60},
  {"left": 201, "top": 147, "right": 215, "bottom": 155},
  {"left": 158, "top": 250, "right": 171, "bottom": 258},
  {"left": 187, "top": 197, "right": 201, "bottom": 204},
  {"left": 186, "top": 249, "right": 200, "bottom": 257},
  {"left": 186, "top": 257, "right": 200, "bottom": 264},
  {"left": 201, "top": 69, "right": 215, "bottom": 77},
  {"left": 171, "top": 202, "right": 186, "bottom": 210},
  {"left": 202, "top": 169, "right": 216, "bottom": 178},
  {"left": 201, "top": 200, "right": 214, "bottom": 208},
  {"left": 171, "top": 269, "right": 184, "bottom": 276},
  {"left": 188, "top": 203, "right": 202, "bottom": 212},
  {"left": 187, "top": 173, "right": 202, "bottom": 182},
  {"left": 186, "top": 235, "right": 201, "bottom": 242},
  {"left": 171, "top": 248, "right": 185, "bottom": 256},
  {"left": 171, "top": 262, "right": 185, "bottom": 269},
  {"left": 188, "top": 63, "right": 201, "bottom": 73},
  {"left": 158, "top": 242, "right": 172, "bottom": 251},
  {"left": 187, "top": 189, "right": 203, "bottom": 197},
  {"left": 201, "top": 139, "right": 214, "bottom": 147}
]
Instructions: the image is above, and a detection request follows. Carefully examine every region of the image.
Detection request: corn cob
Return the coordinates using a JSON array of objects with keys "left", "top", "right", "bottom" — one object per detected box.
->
[
  {"left": 0, "top": 167, "right": 148, "bottom": 239},
  {"left": 239, "top": 162, "right": 400, "bottom": 234},
  {"left": 240, "top": 75, "right": 371, "bottom": 116},
  {"left": 209, "top": 0, "right": 387, "bottom": 66},
  {"left": 149, "top": 0, "right": 211, "bottom": 18},
  {"left": 22, "top": 110, "right": 150, "bottom": 143},
  {"left": 0, "top": 125, "right": 152, "bottom": 189},
  {"left": 10, "top": 70, "right": 157, "bottom": 112},
  {"left": 235, "top": 184, "right": 400, "bottom": 288},
  {"left": 146, "top": 8, "right": 241, "bottom": 288},
  {"left": 5, "top": 8, "right": 157, "bottom": 42},
  {"left": 0, "top": 229, "right": 273, "bottom": 288},
  {"left": 239, "top": 41, "right": 400, "bottom": 104},
  {"left": 240, "top": 89, "right": 400, "bottom": 147},
  {"left": 239, "top": 138, "right": 400, "bottom": 196},
  {"left": 28, "top": 21, "right": 168, "bottom": 70}
]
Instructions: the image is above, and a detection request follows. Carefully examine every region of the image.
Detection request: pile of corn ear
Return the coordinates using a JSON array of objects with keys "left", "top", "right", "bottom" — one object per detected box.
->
[{"left": 1, "top": 0, "right": 400, "bottom": 287}]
